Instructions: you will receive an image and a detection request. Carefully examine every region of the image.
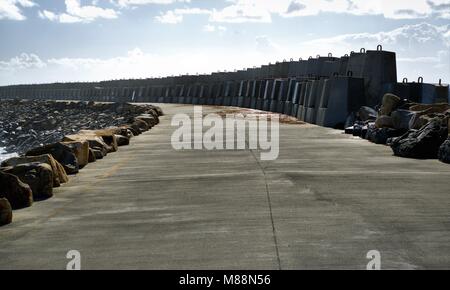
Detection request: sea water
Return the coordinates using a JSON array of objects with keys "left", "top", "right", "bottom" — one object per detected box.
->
[{"left": 0, "top": 147, "right": 18, "bottom": 163}]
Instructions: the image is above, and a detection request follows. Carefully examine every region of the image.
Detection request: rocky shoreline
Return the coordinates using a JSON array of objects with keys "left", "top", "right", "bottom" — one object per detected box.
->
[
  {"left": 0, "top": 100, "right": 163, "bottom": 226},
  {"left": 345, "top": 94, "right": 450, "bottom": 163}
]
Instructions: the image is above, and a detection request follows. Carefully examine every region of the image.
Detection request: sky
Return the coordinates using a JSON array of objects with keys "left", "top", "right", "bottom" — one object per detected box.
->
[{"left": 0, "top": 0, "right": 449, "bottom": 86}]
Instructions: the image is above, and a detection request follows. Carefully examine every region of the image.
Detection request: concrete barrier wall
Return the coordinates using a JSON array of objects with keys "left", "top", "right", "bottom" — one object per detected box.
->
[{"left": 1, "top": 47, "right": 448, "bottom": 129}]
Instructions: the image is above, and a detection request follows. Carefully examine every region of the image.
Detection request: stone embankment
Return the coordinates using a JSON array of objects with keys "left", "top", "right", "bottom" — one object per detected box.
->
[{"left": 0, "top": 100, "right": 163, "bottom": 226}]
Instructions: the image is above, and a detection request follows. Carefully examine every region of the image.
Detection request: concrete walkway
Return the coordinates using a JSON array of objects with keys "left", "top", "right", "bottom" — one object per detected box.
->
[{"left": 1, "top": 104, "right": 449, "bottom": 270}]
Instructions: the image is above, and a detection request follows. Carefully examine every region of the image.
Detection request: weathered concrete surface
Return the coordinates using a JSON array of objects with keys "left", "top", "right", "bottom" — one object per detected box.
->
[{"left": 0, "top": 104, "right": 449, "bottom": 270}]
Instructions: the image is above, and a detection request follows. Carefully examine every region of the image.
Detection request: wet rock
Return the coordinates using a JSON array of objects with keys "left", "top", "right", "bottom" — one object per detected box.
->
[
  {"left": 0, "top": 171, "right": 33, "bottom": 209},
  {"left": 26, "top": 142, "right": 79, "bottom": 175},
  {"left": 1, "top": 163, "right": 53, "bottom": 199},
  {"left": 0, "top": 198, "right": 12, "bottom": 226},
  {"left": 390, "top": 118, "right": 448, "bottom": 159},
  {"left": 438, "top": 138, "right": 450, "bottom": 164}
]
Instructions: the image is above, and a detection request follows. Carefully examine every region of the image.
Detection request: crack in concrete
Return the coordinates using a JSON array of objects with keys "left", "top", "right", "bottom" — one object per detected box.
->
[{"left": 249, "top": 148, "right": 282, "bottom": 270}]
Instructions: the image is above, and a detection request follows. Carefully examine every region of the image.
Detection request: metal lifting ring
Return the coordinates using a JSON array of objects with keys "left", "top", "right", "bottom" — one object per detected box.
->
[
  {"left": 402, "top": 78, "right": 408, "bottom": 83},
  {"left": 360, "top": 48, "right": 366, "bottom": 53},
  {"left": 418, "top": 77, "right": 423, "bottom": 83},
  {"left": 377, "top": 45, "right": 383, "bottom": 51}
]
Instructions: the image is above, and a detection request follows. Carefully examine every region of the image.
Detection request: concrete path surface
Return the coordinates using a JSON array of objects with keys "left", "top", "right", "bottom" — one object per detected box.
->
[{"left": 1, "top": 104, "right": 449, "bottom": 270}]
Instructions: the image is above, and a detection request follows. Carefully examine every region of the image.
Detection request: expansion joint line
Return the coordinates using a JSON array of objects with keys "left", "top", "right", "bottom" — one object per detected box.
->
[{"left": 249, "top": 148, "right": 282, "bottom": 270}]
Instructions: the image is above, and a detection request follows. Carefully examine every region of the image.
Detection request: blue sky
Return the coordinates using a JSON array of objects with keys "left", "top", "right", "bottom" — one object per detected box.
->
[{"left": 0, "top": 0, "right": 449, "bottom": 85}]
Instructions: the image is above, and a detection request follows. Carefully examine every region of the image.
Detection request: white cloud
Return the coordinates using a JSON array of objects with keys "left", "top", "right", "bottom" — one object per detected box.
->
[
  {"left": 255, "top": 35, "right": 280, "bottom": 53},
  {"left": 202, "top": 24, "right": 227, "bottom": 32},
  {"left": 155, "top": 7, "right": 211, "bottom": 24},
  {"left": 158, "top": 0, "right": 450, "bottom": 24},
  {"left": 38, "top": 0, "right": 118, "bottom": 23},
  {"left": 1, "top": 22, "right": 449, "bottom": 85},
  {"left": 0, "top": 47, "right": 276, "bottom": 85},
  {"left": 0, "top": 53, "right": 46, "bottom": 70},
  {"left": 111, "top": 0, "right": 191, "bottom": 8},
  {"left": 0, "top": 0, "right": 36, "bottom": 20}
]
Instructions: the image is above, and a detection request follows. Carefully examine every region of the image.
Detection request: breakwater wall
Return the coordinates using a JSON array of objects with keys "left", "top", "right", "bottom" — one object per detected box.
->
[{"left": 0, "top": 46, "right": 448, "bottom": 129}]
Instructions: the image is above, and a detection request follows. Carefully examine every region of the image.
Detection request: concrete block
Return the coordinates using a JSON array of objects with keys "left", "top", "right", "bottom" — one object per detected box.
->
[{"left": 316, "top": 75, "right": 365, "bottom": 128}]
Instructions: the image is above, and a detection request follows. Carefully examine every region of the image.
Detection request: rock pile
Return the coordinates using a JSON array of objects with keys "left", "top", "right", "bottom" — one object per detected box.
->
[
  {"left": 0, "top": 99, "right": 162, "bottom": 155},
  {"left": 345, "top": 93, "right": 450, "bottom": 163},
  {"left": 0, "top": 100, "right": 163, "bottom": 226}
]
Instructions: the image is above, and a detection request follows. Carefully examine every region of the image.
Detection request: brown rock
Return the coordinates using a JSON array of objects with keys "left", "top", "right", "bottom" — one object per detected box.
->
[
  {"left": 136, "top": 114, "right": 157, "bottom": 127},
  {"left": 132, "top": 119, "right": 150, "bottom": 132},
  {"left": 1, "top": 154, "right": 67, "bottom": 187},
  {"left": 409, "top": 103, "right": 449, "bottom": 113},
  {"left": 64, "top": 132, "right": 112, "bottom": 154},
  {"left": 0, "top": 171, "right": 33, "bottom": 209},
  {"left": 26, "top": 142, "right": 79, "bottom": 175},
  {"left": 88, "top": 148, "right": 97, "bottom": 163},
  {"left": 62, "top": 140, "right": 90, "bottom": 168},
  {"left": 0, "top": 198, "right": 12, "bottom": 226},
  {"left": 375, "top": 115, "right": 394, "bottom": 128},
  {"left": 2, "top": 163, "right": 53, "bottom": 199},
  {"left": 115, "top": 134, "right": 130, "bottom": 146},
  {"left": 379, "top": 94, "right": 401, "bottom": 116}
]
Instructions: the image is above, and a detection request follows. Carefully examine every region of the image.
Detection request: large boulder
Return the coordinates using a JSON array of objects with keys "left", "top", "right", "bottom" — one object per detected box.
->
[
  {"left": 62, "top": 140, "right": 90, "bottom": 168},
  {"left": 0, "top": 198, "right": 12, "bottom": 226},
  {"left": 357, "top": 106, "right": 378, "bottom": 121},
  {"left": 135, "top": 114, "right": 158, "bottom": 127},
  {"left": 390, "top": 118, "right": 448, "bottom": 159},
  {"left": 26, "top": 143, "right": 79, "bottom": 175},
  {"left": 438, "top": 138, "right": 450, "bottom": 164},
  {"left": 115, "top": 134, "right": 130, "bottom": 146},
  {"left": 379, "top": 94, "right": 401, "bottom": 116},
  {"left": 409, "top": 109, "right": 450, "bottom": 130},
  {"left": 132, "top": 119, "right": 150, "bottom": 133},
  {"left": 1, "top": 154, "right": 68, "bottom": 187},
  {"left": 1, "top": 163, "right": 53, "bottom": 199},
  {"left": 375, "top": 115, "right": 394, "bottom": 128},
  {"left": 88, "top": 148, "right": 97, "bottom": 163},
  {"left": 391, "top": 109, "right": 415, "bottom": 130},
  {"left": 367, "top": 125, "right": 405, "bottom": 145},
  {"left": 0, "top": 171, "right": 33, "bottom": 209},
  {"left": 65, "top": 130, "right": 117, "bottom": 153}
]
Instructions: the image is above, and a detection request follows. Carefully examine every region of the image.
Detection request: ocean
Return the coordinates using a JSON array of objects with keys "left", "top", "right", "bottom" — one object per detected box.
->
[{"left": 0, "top": 147, "right": 18, "bottom": 163}]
